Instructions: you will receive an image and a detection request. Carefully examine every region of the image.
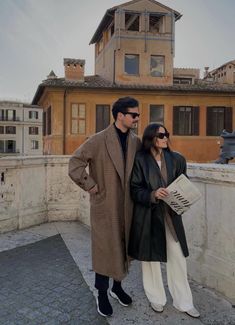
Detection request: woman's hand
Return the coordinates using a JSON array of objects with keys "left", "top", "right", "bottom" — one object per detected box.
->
[{"left": 154, "top": 187, "right": 169, "bottom": 200}]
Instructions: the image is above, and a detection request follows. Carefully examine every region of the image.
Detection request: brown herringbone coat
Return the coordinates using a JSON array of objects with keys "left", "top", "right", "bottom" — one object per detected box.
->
[{"left": 69, "top": 124, "right": 141, "bottom": 280}]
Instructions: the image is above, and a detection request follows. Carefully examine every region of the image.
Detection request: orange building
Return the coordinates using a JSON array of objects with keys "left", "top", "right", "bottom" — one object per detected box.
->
[{"left": 32, "top": 0, "right": 235, "bottom": 162}]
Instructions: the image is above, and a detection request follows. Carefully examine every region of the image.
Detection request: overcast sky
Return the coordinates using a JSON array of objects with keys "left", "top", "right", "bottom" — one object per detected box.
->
[{"left": 0, "top": 0, "right": 235, "bottom": 103}]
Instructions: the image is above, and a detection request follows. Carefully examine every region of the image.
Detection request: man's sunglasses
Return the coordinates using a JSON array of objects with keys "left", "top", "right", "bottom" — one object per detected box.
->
[
  {"left": 122, "top": 112, "right": 140, "bottom": 119},
  {"left": 155, "top": 132, "right": 170, "bottom": 139}
]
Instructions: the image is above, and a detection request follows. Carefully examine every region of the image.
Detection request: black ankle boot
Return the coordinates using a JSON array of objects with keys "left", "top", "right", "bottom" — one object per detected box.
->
[
  {"left": 96, "top": 291, "right": 113, "bottom": 317},
  {"left": 110, "top": 282, "right": 132, "bottom": 306}
]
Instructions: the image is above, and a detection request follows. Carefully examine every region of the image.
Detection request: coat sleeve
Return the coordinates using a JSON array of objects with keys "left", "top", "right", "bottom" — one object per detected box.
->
[
  {"left": 130, "top": 157, "right": 153, "bottom": 207},
  {"left": 68, "top": 138, "right": 97, "bottom": 191}
]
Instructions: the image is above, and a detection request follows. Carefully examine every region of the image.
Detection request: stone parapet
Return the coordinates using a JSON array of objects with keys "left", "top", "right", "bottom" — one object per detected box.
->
[
  {"left": 186, "top": 163, "right": 235, "bottom": 303},
  {"left": 0, "top": 157, "right": 234, "bottom": 302}
]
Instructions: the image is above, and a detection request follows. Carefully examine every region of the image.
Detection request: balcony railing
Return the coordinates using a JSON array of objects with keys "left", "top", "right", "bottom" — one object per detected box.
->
[
  {"left": 0, "top": 117, "right": 21, "bottom": 121},
  {"left": 0, "top": 149, "right": 20, "bottom": 154}
]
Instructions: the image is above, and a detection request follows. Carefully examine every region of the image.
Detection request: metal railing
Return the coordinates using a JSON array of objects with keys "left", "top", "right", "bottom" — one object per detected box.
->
[{"left": 0, "top": 117, "right": 21, "bottom": 121}]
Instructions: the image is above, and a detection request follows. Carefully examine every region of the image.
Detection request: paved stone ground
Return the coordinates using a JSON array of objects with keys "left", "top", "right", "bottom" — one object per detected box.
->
[
  {"left": 0, "top": 222, "right": 235, "bottom": 325},
  {"left": 0, "top": 234, "right": 108, "bottom": 325}
]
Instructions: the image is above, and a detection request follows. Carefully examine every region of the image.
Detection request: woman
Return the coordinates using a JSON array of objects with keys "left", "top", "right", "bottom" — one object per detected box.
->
[{"left": 128, "top": 123, "right": 200, "bottom": 318}]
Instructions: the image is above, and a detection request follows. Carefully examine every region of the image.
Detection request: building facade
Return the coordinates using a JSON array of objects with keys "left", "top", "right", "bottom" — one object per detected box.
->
[
  {"left": 0, "top": 101, "right": 43, "bottom": 156},
  {"left": 32, "top": 0, "right": 235, "bottom": 162},
  {"left": 204, "top": 60, "right": 235, "bottom": 84}
]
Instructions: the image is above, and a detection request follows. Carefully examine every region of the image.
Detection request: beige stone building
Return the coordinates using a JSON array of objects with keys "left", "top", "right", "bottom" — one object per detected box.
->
[
  {"left": 0, "top": 101, "right": 43, "bottom": 156},
  {"left": 204, "top": 60, "right": 235, "bottom": 84}
]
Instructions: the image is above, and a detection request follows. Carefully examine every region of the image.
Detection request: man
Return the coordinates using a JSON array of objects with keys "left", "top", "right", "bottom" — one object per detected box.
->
[{"left": 68, "top": 97, "right": 141, "bottom": 317}]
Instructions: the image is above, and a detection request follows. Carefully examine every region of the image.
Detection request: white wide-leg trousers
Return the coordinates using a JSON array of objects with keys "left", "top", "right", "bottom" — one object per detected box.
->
[{"left": 142, "top": 222, "right": 194, "bottom": 311}]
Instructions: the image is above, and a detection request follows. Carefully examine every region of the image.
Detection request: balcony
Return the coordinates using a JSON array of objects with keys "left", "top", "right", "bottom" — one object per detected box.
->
[
  {"left": 0, "top": 116, "right": 21, "bottom": 122},
  {"left": 0, "top": 150, "right": 20, "bottom": 154},
  {"left": 0, "top": 156, "right": 235, "bottom": 302}
]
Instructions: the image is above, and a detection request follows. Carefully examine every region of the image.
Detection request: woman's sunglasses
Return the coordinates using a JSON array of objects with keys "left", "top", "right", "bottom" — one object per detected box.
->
[{"left": 155, "top": 132, "right": 170, "bottom": 139}]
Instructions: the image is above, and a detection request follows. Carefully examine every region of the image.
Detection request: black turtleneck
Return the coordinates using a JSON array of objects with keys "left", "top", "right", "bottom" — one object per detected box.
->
[{"left": 114, "top": 123, "right": 129, "bottom": 161}]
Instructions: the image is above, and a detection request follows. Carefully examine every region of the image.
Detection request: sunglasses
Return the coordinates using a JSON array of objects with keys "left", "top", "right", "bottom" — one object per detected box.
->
[
  {"left": 122, "top": 112, "right": 140, "bottom": 119},
  {"left": 155, "top": 132, "right": 170, "bottom": 139}
]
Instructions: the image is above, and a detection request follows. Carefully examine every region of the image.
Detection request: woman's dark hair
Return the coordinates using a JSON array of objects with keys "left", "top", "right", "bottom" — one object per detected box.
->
[
  {"left": 112, "top": 97, "right": 139, "bottom": 120},
  {"left": 141, "top": 123, "right": 171, "bottom": 153}
]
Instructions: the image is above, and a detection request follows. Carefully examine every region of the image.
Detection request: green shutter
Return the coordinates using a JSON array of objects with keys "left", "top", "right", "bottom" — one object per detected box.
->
[
  {"left": 173, "top": 107, "right": 180, "bottom": 135},
  {"left": 224, "top": 107, "right": 232, "bottom": 132}
]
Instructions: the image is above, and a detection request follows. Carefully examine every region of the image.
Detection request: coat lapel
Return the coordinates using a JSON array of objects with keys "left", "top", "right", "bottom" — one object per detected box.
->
[
  {"left": 105, "top": 124, "right": 125, "bottom": 188},
  {"left": 145, "top": 150, "right": 175, "bottom": 190},
  {"left": 147, "top": 153, "right": 163, "bottom": 190},
  {"left": 125, "top": 131, "right": 138, "bottom": 183},
  {"left": 163, "top": 150, "right": 174, "bottom": 185}
]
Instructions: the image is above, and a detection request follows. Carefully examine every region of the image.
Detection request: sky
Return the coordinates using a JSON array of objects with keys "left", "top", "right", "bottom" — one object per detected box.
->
[{"left": 0, "top": 0, "right": 235, "bottom": 103}]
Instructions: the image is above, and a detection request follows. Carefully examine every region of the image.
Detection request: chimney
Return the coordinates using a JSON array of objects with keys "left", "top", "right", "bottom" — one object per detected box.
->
[
  {"left": 64, "top": 58, "right": 85, "bottom": 82},
  {"left": 204, "top": 66, "right": 209, "bottom": 78},
  {"left": 47, "top": 70, "right": 57, "bottom": 80}
]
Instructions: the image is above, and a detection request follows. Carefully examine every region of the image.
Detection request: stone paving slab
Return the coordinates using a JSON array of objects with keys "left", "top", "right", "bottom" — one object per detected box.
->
[
  {"left": 0, "top": 234, "right": 108, "bottom": 325},
  {"left": 58, "top": 222, "right": 235, "bottom": 325},
  {"left": 0, "top": 222, "right": 235, "bottom": 325}
]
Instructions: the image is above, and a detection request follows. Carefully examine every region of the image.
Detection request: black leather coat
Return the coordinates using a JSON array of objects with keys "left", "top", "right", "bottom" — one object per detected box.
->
[{"left": 128, "top": 149, "right": 189, "bottom": 262}]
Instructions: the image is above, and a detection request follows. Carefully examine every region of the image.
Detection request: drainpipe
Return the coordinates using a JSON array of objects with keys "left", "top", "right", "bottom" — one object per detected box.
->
[
  {"left": 113, "top": 50, "right": 116, "bottom": 84},
  {"left": 63, "top": 89, "right": 67, "bottom": 155}
]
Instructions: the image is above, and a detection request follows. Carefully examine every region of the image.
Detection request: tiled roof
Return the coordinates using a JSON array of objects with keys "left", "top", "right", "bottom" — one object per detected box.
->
[
  {"left": 32, "top": 75, "right": 235, "bottom": 104},
  {"left": 41, "top": 75, "right": 235, "bottom": 91}
]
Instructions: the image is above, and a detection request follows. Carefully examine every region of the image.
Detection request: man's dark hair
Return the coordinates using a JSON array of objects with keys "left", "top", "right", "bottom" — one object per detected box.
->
[{"left": 112, "top": 97, "right": 139, "bottom": 120}]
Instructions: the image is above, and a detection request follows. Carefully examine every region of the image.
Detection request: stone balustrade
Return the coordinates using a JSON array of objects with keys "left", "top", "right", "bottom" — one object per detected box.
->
[{"left": 0, "top": 156, "right": 234, "bottom": 302}]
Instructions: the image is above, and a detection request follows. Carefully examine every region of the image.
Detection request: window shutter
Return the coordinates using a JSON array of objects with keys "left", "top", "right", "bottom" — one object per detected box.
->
[
  {"left": 224, "top": 107, "right": 232, "bottom": 132},
  {"left": 207, "top": 107, "right": 214, "bottom": 135},
  {"left": 47, "top": 107, "right": 51, "bottom": 135},
  {"left": 103, "top": 106, "right": 110, "bottom": 129},
  {"left": 193, "top": 107, "right": 199, "bottom": 135},
  {"left": 96, "top": 105, "right": 110, "bottom": 132},
  {"left": 173, "top": 107, "right": 179, "bottom": 135},
  {"left": 43, "top": 111, "right": 46, "bottom": 136}
]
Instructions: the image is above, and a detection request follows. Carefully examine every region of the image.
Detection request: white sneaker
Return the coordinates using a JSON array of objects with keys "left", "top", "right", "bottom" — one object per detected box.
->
[
  {"left": 150, "top": 303, "right": 164, "bottom": 313},
  {"left": 186, "top": 307, "right": 200, "bottom": 318}
]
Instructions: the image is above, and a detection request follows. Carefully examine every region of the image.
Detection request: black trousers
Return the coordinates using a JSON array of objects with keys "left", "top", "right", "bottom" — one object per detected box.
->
[{"left": 95, "top": 273, "right": 121, "bottom": 291}]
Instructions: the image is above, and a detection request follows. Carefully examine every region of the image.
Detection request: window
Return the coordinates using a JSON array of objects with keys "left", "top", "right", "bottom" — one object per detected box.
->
[
  {"left": 125, "top": 54, "right": 139, "bottom": 75},
  {"left": 98, "top": 37, "right": 104, "bottom": 54},
  {"left": 173, "top": 78, "right": 192, "bottom": 85},
  {"left": 150, "top": 55, "right": 164, "bottom": 77},
  {"left": 0, "top": 126, "right": 4, "bottom": 134},
  {"left": 31, "top": 140, "right": 39, "bottom": 150},
  {"left": 47, "top": 106, "right": 51, "bottom": 135},
  {"left": 96, "top": 105, "right": 110, "bottom": 132},
  {"left": 43, "top": 111, "right": 46, "bottom": 136},
  {"left": 0, "top": 140, "right": 4, "bottom": 152},
  {"left": 149, "top": 14, "right": 162, "bottom": 33},
  {"left": 29, "top": 111, "right": 38, "bottom": 119},
  {"left": 150, "top": 105, "right": 164, "bottom": 124},
  {"left": 29, "top": 127, "right": 39, "bottom": 135},
  {"left": 110, "top": 23, "right": 114, "bottom": 36},
  {"left": 0, "top": 110, "right": 4, "bottom": 120},
  {"left": 125, "top": 13, "right": 140, "bottom": 31},
  {"left": 207, "top": 107, "right": 232, "bottom": 136},
  {"left": 6, "top": 140, "right": 16, "bottom": 153},
  {"left": 71, "top": 104, "right": 86, "bottom": 134},
  {"left": 173, "top": 106, "right": 199, "bottom": 135},
  {"left": 5, "top": 126, "right": 16, "bottom": 134},
  {"left": 6, "top": 110, "right": 16, "bottom": 121}
]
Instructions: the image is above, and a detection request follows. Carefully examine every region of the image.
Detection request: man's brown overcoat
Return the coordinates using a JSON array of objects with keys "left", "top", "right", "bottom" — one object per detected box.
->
[{"left": 69, "top": 124, "right": 141, "bottom": 280}]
